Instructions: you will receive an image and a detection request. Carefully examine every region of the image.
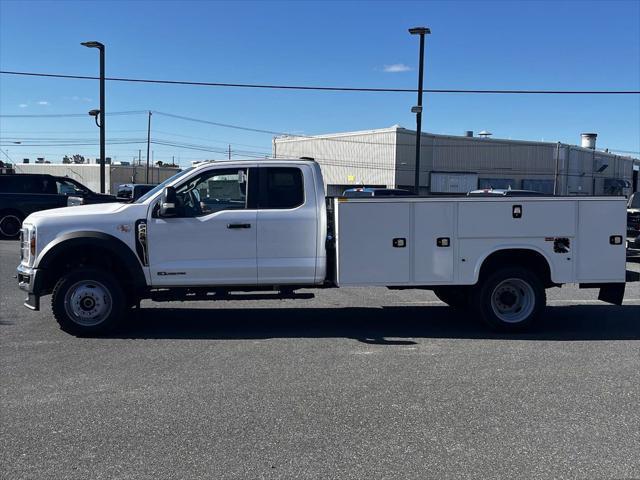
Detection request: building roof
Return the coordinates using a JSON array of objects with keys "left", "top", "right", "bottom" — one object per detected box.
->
[{"left": 275, "top": 125, "right": 639, "bottom": 162}]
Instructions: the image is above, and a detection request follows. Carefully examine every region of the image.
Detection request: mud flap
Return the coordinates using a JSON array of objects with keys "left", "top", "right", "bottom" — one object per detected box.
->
[
  {"left": 24, "top": 293, "right": 40, "bottom": 310},
  {"left": 598, "top": 283, "right": 625, "bottom": 306}
]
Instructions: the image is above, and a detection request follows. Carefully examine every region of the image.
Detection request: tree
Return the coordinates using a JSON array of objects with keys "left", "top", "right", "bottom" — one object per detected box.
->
[{"left": 63, "top": 154, "right": 86, "bottom": 164}]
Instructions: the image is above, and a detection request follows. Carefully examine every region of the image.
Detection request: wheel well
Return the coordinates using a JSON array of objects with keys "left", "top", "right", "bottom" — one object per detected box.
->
[
  {"left": 40, "top": 244, "right": 137, "bottom": 296},
  {"left": 478, "top": 249, "right": 553, "bottom": 287}
]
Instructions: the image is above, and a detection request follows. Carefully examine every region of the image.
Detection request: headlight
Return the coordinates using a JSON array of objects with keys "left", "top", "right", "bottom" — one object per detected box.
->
[
  {"left": 20, "top": 225, "right": 36, "bottom": 266},
  {"left": 67, "top": 196, "right": 84, "bottom": 206}
]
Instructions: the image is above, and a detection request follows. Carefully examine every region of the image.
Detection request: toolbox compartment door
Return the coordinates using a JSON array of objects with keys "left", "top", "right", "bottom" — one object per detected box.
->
[{"left": 337, "top": 202, "right": 411, "bottom": 285}]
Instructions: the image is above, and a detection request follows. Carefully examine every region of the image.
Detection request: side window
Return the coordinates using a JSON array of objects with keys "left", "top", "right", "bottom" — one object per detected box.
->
[
  {"left": 175, "top": 168, "right": 248, "bottom": 217},
  {"left": 23, "top": 176, "right": 48, "bottom": 193},
  {"left": 56, "top": 180, "right": 79, "bottom": 195},
  {"left": 262, "top": 167, "right": 304, "bottom": 209},
  {"left": 0, "top": 177, "right": 19, "bottom": 192}
]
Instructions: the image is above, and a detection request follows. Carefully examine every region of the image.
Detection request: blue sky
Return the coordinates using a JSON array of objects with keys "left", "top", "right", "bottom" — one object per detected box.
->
[{"left": 1, "top": 0, "right": 639, "bottom": 166}]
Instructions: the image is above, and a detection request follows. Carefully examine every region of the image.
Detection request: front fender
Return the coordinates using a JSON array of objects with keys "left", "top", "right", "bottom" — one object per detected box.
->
[{"left": 36, "top": 231, "right": 147, "bottom": 291}]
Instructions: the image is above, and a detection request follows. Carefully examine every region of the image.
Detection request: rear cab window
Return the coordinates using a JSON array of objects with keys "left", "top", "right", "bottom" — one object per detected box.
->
[{"left": 260, "top": 167, "right": 304, "bottom": 209}]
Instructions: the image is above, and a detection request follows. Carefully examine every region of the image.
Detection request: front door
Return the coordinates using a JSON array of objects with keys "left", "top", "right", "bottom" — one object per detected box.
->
[{"left": 147, "top": 166, "right": 258, "bottom": 287}]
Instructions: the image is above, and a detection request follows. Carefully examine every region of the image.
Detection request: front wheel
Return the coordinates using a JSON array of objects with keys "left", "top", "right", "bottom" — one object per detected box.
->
[
  {"left": 472, "top": 267, "right": 546, "bottom": 331},
  {"left": 0, "top": 211, "right": 23, "bottom": 238},
  {"left": 52, "top": 268, "right": 126, "bottom": 336}
]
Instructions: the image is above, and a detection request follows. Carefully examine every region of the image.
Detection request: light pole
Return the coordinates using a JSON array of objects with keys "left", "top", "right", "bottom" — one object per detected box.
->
[
  {"left": 81, "top": 41, "right": 106, "bottom": 193},
  {"left": 146, "top": 111, "right": 152, "bottom": 183},
  {"left": 408, "top": 27, "right": 430, "bottom": 194}
]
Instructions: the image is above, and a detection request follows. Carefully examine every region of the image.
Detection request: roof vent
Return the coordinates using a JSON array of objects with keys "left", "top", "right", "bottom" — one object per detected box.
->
[
  {"left": 465, "top": 130, "right": 473, "bottom": 137},
  {"left": 581, "top": 133, "right": 597, "bottom": 149}
]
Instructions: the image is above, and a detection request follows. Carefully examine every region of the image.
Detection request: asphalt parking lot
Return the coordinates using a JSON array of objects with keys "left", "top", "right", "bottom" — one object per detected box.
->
[{"left": 1, "top": 239, "right": 639, "bottom": 480}]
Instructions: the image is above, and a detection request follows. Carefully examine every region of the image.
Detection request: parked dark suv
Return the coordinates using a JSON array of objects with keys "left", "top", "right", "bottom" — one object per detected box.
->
[{"left": 0, "top": 174, "right": 117, "bottom": 238}]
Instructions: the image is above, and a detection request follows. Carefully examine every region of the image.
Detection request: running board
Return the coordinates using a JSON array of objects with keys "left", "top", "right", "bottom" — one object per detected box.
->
[{"left": 149, "top": 290, "right": 315, "bottom": 302}]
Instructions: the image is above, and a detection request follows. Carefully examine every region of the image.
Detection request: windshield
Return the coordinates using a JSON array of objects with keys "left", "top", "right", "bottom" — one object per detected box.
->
[
  {"left": 134, "top": 167, "right": 195, "bottom": 203},
  {"left": 630, "top": 193, "right": 640, "bottom": 209}
]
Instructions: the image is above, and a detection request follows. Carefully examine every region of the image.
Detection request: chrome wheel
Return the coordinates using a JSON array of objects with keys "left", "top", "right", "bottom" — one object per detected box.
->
[
  {"left": 0, "top": 214, "right": 21, "bottom": 237},
  {"left": 63, "top": 280, "right": 113, "bottom": 326},
  {"left": 490, "top": 278, "right": 535, "bottom": 324}
]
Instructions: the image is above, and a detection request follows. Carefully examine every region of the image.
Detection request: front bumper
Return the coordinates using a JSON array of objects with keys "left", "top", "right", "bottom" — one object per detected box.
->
[{"left": 16, "top": 264, "right": 42, "bottom": 310}]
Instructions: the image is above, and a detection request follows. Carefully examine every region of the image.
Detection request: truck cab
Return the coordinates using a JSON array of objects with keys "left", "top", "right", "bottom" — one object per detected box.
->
[{"left": 146, "top": 160, "right": 326, "bottom": 287}]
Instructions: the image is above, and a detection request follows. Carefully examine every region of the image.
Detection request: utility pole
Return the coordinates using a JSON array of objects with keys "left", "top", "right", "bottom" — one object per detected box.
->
[
  {"left": 138, "top": 149, "right": 141, "bottom": 166},
  {"left": 553, "top": 142, "right": 560, "bottom": 195},
  {"left": 228, "top": 144, "right": 231, "bottom": 160},
  {"left": 146, "top": 111, "right": 152, "bottom": 183},
  {"left": 408, "top": 27, "right": 430, "bottom": 194}
]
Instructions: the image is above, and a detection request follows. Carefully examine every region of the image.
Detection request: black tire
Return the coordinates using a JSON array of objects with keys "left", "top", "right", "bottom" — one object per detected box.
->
[
  {"left": 433, "top": 286, "right": 471, "bottom": 309},
  {"left": 472, "top": 267, "right": 546, "bottom": 332},
  {"left": 51, "top": 268, "right": 126, "bottom": 336},
  {"left": 0, "top": 210, "right": 24, "bottom": 239}
]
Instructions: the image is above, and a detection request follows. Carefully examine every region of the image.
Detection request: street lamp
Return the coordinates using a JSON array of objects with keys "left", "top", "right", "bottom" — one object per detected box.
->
[
  {"left": 81, "top": 41, "right": 106, "bottom": 193},
  {"left": 88, "top": 109, "right": 101, "bottom": 127},
  {"left": 408, "top": 26, "right": 430, "bottom": 194}
]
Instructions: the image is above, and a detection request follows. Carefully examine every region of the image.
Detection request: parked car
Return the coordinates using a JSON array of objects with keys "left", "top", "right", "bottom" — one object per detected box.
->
[
  {"left": 627, "top": 192, "right": 640, "bottom": 255},
  {"left": 16, "top": 159, "right": 628, "bottom": 336},
  {"left": 0, "top": 174, "right": 117, "bottom": 238},
  {"left": 467, "top": 188, "right": 548, "bottom": 197},
  {"left": 116, "top": 183, "right": 156, "bottom": 202},
  {"left": 342, "top": 187, "right": 416, "bottom": 197}
]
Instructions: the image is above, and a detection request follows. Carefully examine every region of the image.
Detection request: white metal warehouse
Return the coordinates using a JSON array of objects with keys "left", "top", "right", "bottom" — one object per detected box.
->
[{"left": 272, "top": 126, "right": 639, "bottom": 196}]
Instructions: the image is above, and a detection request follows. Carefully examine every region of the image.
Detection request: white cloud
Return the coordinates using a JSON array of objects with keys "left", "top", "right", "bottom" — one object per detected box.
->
[
  {"left": 37, "top": 100, "right": 50, "bottom": 105},
  {"left": 18, "top": 103, "right": 28, "bottom": 108},
  {"left": 383, "top": 63, "right": 412, "bottom": 73}
]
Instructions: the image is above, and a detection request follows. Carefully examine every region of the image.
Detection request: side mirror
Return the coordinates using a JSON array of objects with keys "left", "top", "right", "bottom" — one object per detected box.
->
[{"left": 159, "top": 186, "right": 178, "bottom": 217}]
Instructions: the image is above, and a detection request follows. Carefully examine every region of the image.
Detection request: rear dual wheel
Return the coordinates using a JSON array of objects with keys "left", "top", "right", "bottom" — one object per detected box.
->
[{"left": 473, "top": 267, "right": 546, "bottom": 331}]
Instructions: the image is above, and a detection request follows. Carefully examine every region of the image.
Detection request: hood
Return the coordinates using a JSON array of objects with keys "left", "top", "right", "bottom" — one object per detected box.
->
[
  {"left": 24, "top": 202, "right": 150, "bottom": 258},
  {"left": 26, "top": 202, "right": 127, "bottom": 222}
]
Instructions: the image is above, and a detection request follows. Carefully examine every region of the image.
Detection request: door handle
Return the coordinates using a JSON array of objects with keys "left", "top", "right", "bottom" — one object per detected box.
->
[{"left": 227, "top": 223, "right": 251, "bottom": 229}]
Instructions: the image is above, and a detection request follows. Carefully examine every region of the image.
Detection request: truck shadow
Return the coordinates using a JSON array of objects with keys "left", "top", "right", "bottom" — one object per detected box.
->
[{"left": 115, "top": 304, "right": 640, "bottom": 342}]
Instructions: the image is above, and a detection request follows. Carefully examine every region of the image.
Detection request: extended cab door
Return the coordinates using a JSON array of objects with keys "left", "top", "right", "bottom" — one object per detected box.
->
[
  {"left": 256, "top": 165, "right": 318, "bottom": 284},
  {"left": 146, "top": 166, "right": 258, "bottom": 286}
]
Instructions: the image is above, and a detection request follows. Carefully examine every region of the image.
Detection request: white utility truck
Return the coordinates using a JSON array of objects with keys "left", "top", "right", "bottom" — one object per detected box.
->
[{"left": 16, "top": 159, "right": 628, "bottom": 335}]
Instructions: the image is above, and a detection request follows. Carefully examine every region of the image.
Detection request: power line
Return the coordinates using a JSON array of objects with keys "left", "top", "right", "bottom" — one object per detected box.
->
[
  {"left": 0, "top": 110, "right": 146, "bottom": 118},
  {"left": 0, "top": 140, "right": 146, "bottom": 147},
  {"left": 1, "top": 70, "right": 639, "bottom": 94},
  {"left": 0, "top": 129, "right": 146, "bottom": 134},
  {"left": 152, "top": 111, "right": 287, "bottom": 135}
]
